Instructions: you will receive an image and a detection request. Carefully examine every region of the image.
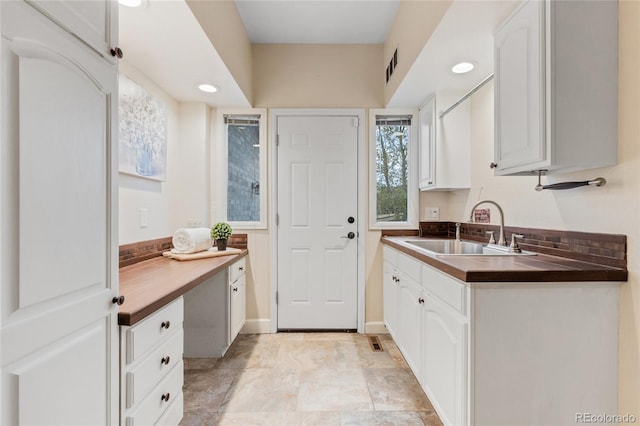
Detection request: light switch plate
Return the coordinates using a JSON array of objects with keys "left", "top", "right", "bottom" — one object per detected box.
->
[{"left": 139, "top": 208, "right": 148, "bottom": 228}]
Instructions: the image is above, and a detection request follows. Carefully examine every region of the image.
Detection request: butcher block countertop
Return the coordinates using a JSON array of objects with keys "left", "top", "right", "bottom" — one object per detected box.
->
[
  {"left": 382, "top": 236, "right": 627, "bottom": 283},
  {"left": 118, "top": 250, "right": 248, "bottom": 326}
]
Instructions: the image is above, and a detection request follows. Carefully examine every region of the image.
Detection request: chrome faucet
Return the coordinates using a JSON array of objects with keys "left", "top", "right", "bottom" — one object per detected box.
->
[
  {"left": 468, "top": 200, "right": 507, "bottom": 246},
  {"left": 455, "top": 222, "right": 462, "bottom": 241}
]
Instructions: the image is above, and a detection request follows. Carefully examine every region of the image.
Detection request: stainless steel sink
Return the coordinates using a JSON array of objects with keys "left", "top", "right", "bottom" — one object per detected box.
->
[{"left": 403, "top": 239, "right": 536, "bottom": 256}]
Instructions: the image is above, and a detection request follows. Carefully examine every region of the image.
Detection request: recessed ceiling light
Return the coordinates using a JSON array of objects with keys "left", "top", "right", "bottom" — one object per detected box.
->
[
  {"left": 198, "top": 84, "right": 219, "bottom": 93},
  {"left": 119, "top": 0, "right": 141, "bottom": 7},
  {"left": 451, "top": 62, "right": 475, "bottom": 74}
]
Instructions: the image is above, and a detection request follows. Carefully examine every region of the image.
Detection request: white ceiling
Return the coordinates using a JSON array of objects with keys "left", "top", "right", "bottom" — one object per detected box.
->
[
  {"left": 388, "top": 0, "right": 520, "bottom": 108},
  {"left": 235, "top": 0, "right": 400, "bottom": 44},
  {"left": 119, "top": 0, "right": 516, "bottom": 109},
  {"left": 119, "top": 0, "right": 250, "bottom": 108}
]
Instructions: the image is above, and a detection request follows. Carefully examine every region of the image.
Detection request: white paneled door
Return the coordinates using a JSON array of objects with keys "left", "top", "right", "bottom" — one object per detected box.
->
[{"left": 277, "top": 116, "right": 359, "bottom": 329}]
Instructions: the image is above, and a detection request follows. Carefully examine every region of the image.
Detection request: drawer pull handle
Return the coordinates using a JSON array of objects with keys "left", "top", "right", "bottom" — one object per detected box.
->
[
  {"left": 161, "top": 392, "right": 170, "bottom": 402},
  {"left": 161, "top": 321, "right": 171, "bottom": 329},
  {"left": 161, "top": 356, "right": 171, "bottom": 365},
  {"left": 233, "top": 287, "right": 238, "bottom": 292},
  {"left": 112, "top": 295, "right": 125, "bottom": 305},
  {"left": 239, "top": 266, "right": 244, "bottom": 271},
  {"left": 418, "top": 298, "right": 425, "bottom": 304}
]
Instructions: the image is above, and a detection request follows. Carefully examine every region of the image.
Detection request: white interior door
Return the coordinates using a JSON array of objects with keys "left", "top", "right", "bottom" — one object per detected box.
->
[
  {"left": 1, "top": 2, "right": 119, "bottom": 424},
  {"left": 277, "top": 116, "right": 359, "bottom": 329}
]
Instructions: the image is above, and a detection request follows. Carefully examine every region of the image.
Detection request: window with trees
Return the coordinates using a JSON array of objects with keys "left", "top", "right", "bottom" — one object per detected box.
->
[{"left": 369, "top": 111, "right": 418, "bottom": 229}]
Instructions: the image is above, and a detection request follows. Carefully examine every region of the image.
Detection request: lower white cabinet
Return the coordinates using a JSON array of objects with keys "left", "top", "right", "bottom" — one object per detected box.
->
[
  {"left": 230, "top": 257, "right": 247, "bottom": 342},
  {"left": 383, "top": 246, "right": 400, "bottom": 338},
  {"left": 120, "top": 297, "right": 184, "bottom": 426},
  {"left": 397, "top": 274, "right": 424, "bottom": 379},
  {"left": 382, "top": 245, "right": 620, "bottom": 426},
  {"left": 422, "top": 295, "right": 467, "bottom": 426}
]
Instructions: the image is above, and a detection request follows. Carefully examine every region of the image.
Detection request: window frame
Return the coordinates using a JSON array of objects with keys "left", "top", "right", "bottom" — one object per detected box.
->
[
  {"left": 213, "top": 108, "right": 268, "bottom": 230},
  {"left": 368, "top": 108, "right": 419, "bottom": 230}
]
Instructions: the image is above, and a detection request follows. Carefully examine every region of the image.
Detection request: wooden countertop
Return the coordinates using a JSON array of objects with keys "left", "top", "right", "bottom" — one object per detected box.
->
[
  {"left": 118, "top": 250, "right": 248, "bottom": 326},
  {"left": 382, "top": 236, "right": 627, "bottom": 283}
]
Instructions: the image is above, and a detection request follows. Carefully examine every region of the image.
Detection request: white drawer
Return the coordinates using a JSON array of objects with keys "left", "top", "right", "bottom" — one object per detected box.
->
[
  {"left": 154, "top": 391, "right": 183, "bottom": 426},
  {"left": 422, "top": 265, "right": 467, "bottom": 315},
  {"left": 398, "top": 251, "right": 422, "bottom": 283},
  {"left": 126, "top": 297, "right": 184, "bottom": 364},
  {"left": 383, "top": 245, "right": 399, "bottom": 266},
  {"left": 125, "top": 361, "right": 184, "bottom": 426},
  {"left": 126, "top": 328, "right": 184, "bottom": 409},
  {"left": 229, "top": 256, "right": 246, "bottom": 283}
]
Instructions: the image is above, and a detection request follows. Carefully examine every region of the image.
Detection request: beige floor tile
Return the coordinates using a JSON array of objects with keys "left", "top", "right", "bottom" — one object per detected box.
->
[
  {"left": 184, "top": 358, "right": 218, "bottom": 371},
  {"left": 341, "top": 411, "right": 427, "bottom": 426},
  {"left": 215, "top": 339, "right": 279, "bottom": 370},
  {"left": 180, "top": 333, "right": 442, "bottom": 426},
  {"left": 364, "top": 368, "right": 434, "bottom": 412},
  {"left": 297, "top": 368, "right": 373, "bottom": 412},
  {"left": 221, "top": 368, "right": 300, "bottom": 413}
]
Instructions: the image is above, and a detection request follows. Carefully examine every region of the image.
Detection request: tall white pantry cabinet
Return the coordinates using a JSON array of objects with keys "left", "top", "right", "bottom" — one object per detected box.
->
[{"left": 1, "top": 1, "right": 120, "bottom": 424}]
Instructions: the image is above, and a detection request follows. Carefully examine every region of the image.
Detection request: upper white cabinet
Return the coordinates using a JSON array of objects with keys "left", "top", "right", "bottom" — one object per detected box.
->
[
  {"left": 1, "top": 1, "right": 119, "bottom": 424},
  {"left": 25, "top": 0, "right": 119, "bottom": 62},
  {"left": 494, "top": 0, "right": 618, "bottom": 175},
  {"left": 419, "top": 93, "right": 471, "bottom": 191}
]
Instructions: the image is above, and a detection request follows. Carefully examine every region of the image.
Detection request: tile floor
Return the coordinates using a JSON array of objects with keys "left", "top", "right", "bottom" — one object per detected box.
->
[{"left": 180, "top": 333, "right": 443, "bottom": 426}]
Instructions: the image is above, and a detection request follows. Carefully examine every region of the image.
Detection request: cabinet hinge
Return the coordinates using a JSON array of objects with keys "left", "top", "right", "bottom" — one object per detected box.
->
[
  {"left": 352, "top": 117, "right": 360, "bottom": 127},
  {"left": 276, "top": 290, "right": 279, "bottom": 305},
  {"left": 276, "top": 135, "right": 280, "bottom": 147},
  {"left": 276, "top": 213, "right": 279, "bottom": 226}
]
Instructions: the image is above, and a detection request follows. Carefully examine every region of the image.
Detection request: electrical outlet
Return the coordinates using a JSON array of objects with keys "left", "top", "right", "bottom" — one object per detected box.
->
[
  {"left": 139, "top": 208, "right": 148, "bottom": 228},
  {"left": 424, "top": 207, "right": 440, "bottom": 220}
]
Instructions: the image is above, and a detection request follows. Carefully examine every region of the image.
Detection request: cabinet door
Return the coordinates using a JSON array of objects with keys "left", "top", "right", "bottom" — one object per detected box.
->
[
  {"left": 383, "top": 260, "right": 399, "bottom": 338},
  {"left": 423, "top": 296, "right": 467, "bottom": 426},
  {"left": 1, "top": 2, "right": 118, "bottom": 425},
  {"left": 418, "top": 97, "right": 436, "bottom": 190},
  {"left": 397, "top": 276, "right": 424, "bottom": 380},
  {"left": 25, "top": 0, "right": 118, "bottom": 62},
  {"left": 494, "top": 0, "right": 546, "bottom": 174},
  {"left": 230, "top": 275, "right": 246, "bottom": 342}
]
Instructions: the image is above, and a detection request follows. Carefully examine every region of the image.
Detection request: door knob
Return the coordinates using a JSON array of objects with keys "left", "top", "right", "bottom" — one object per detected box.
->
[
  {"left": 341, "top": 232, "right": 355, "bottom": 239},
  {"left": 110, "top": 47, "right": 123, "bottom": 58},
  {"left": 112, "top": 295, "right": 125, "bottom": 305}
]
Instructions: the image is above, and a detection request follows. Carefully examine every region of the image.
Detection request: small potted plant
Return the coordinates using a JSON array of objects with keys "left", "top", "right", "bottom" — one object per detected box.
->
[{"left": 211, "top": 222, "right": 233, "bottom": 251}]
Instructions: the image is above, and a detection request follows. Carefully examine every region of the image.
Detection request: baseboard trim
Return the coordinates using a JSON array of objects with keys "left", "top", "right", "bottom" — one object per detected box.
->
[
  {"left": 240, "top": 319, "right": 272, "bottom": 334},
  {"left": 365, "top": 321, "right": 389, "bottom": 335}
]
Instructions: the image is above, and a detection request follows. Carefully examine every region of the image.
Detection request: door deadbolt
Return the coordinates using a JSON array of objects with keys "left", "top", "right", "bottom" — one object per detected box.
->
[{"left": 347, "top": 216, "right": 355, "bottom": 224}]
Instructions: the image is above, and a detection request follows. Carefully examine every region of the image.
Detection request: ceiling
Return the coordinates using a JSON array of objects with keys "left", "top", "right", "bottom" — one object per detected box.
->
[
  {"left": 119, "top": 0, "right": 250, "bottom": 107},
  {"left": 119, "top": 0, "right": 516, "bottom": 109},
  {"left": 388, "top": 0, "right": 519, "bottom": 108},
  {"left": 234, "top": 0, "right": 400, "bottom": 44}
]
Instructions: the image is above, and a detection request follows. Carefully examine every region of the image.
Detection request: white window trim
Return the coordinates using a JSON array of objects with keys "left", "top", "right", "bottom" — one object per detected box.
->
[
  {"left": 368, "top": 108, "right": 419, "bottom": 230},
  {"left": 213, "top": 108, "right": 267, "bottom": 229}
]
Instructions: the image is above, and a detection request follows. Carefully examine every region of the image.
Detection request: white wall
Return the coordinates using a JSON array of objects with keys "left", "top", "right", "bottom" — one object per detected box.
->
[
  {"left": 118, "top": 61, "right": 178, "bottom": 244},
  {"left": 119, "top": 62, "right": 211, "bottom": 244}
]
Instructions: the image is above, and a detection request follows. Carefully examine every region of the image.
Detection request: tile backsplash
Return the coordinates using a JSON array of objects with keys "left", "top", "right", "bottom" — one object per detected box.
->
[{"left": 419, "top": 221, "right": 626, "bottom": 269}]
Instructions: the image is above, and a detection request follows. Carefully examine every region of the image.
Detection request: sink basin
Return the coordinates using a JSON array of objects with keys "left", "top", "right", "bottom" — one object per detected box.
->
[{"left": 403, "top": 239, "right": 536, "bottom": 256}]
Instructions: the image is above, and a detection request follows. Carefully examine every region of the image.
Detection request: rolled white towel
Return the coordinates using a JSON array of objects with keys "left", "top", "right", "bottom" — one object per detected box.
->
[{"left": 172, "top": 228, "right": 212, "bottom": 253}]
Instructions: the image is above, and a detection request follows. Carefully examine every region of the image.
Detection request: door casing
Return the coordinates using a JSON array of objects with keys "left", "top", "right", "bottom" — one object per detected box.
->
[{"left": 269, "top": 109, "right": 366, "bottom": 333}]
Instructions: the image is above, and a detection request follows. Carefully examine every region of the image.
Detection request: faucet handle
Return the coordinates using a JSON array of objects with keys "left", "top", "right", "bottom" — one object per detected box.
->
[
  {"left": 509, "top": 234, "right": 524, "bottom": 253},
  {"left": 485, "top": 231, "right": 496, "bottom": 245}
]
